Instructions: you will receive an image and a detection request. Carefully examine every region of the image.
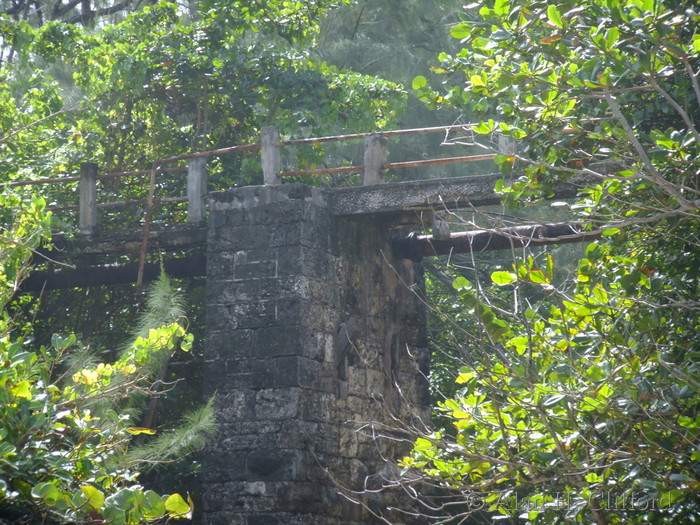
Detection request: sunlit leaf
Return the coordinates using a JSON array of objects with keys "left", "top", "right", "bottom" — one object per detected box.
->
[
  {"left": 546, "top": 5, "right": 564, "bottom": 29},
  {"left": 491, "top": 271, "right": 517, "bottom": 285},
  {"left": 164, "top": 493, "right": 192, "bottom": 519},
  {"left": 81, "top": 485, "right": 105, "bottom": 511}
]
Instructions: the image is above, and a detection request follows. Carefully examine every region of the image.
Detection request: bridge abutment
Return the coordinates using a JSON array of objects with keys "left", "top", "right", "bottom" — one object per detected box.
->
[{"left": 202, "top": 184, "right": 429, "bottom": 524}]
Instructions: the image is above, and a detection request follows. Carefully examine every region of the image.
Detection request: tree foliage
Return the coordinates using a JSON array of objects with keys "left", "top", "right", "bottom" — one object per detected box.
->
[
  {"left": 0, "top": 201, "right": 210, "bottom": 525},
  {"left": 318, "top": 0, "right": 487, "bottom": 180},
  {"left": 1, "top": 0, "right": 406, "bottom": 230},
  {"left": 0, "top": 184, "right": 216, "bottom": 524},
  {"left": 2, "top": 0, "right": 159, "bottom": 27},
  {"left": 399, "top": 1, "right": 700, "bottom": 523}
]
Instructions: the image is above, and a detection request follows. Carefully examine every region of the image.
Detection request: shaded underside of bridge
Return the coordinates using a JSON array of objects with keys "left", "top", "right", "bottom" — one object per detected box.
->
[{"left": 24, "top": 174, "right": 595, "bottom": 524}]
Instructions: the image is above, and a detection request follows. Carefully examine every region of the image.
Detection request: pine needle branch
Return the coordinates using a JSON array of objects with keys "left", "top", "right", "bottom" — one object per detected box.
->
[{"left": 125, "top": 396, "right": 217, "bottom": 471}]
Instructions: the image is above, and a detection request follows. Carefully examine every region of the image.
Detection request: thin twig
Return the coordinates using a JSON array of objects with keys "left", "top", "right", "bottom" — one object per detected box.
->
[
  {"left": 605, "top": 94, "right": 696, "bottom": 209},
  {"left": 0, "top": 104, "right": 79, "bottom": 144}
]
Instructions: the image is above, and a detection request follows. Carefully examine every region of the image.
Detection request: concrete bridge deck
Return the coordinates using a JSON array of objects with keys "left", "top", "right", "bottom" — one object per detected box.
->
[{"left": 23, "top": 173, "right": 592, "bottom": 291}]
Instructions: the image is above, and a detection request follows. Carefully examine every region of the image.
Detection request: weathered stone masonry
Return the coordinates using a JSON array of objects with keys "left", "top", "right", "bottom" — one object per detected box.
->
[{"left": 202, "top": 183, "right": 430, "bottom": 524}]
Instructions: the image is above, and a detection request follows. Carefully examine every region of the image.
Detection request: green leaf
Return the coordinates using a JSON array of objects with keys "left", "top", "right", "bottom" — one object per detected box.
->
[
  {"left": 127, "top": 427, "right": 157, "bottom": 435},
  {"left": 493, "top": 0, "right": 510, "bottom": 17},
  {"left": 473, "top": 120, "right": 495, "bottom": 134},
  {"left": 80, "top": 485, "right": 105, "bottom": 510},
  {"left": 546, "top": 5, "right": 564, "bottom": 29},
  {"left": 180, "top": 333, "right": 194, "bottom": 352},
  {"left": 636, "top": 478, "right": 659, "bottom": 490},
  {"left": 581, "top": 396, "right": 603, "bottom": 411},
  {"left": 452, "top": 276, "right": 473, "bottom": 291},
  {"left": 597, "top": 383, "right": 613, "bottom": 399},
  {"left": 142, "top": 490, "right": 167, "bottom": 519},
  {"left": 669, "top": 473, "right": 694, "bottom": 483},
  {"left": 101, "top": 506, "right": 127, "bottom": 525},
  {"left": 585, "top": 472, "right": 603, "bottom": 483},
  {"left": 164, "top": 493, "right": 192, "bottom": 518},
  {"left": 110, "top": 488, "right": 139, "bottom": 511},
  {"left": 32, "top": 482, "right": 60, "bottom": 505},
  {"left": 529, "top": 269, "right": 549, "bottom": 284},
  {"left": 412, "top": 76, "right": 427, "bottom": 90},
  {"left": 456, "top": 371, "right": 475, "bottom": 384},
  {"left": 491, "top": 271, "right": 517, "bottom": 285},
  {"left": 678, "top": 416, "right": 698, "bottom": 428},
  {"left": 0, "top": 442, "right": 15, "bottom": 457},
  {"left": 604, "top": 27, "right": 620, "bottom": 52},
  {"left": 543, "top": 394, "right": 566, "bottom": 407},
  {"left": 470, "top": 74, "right": 485, "bottom": 87},
  {"left": 450, "top": 23, "right": 471, "bottom": 40},
  {"left": 9, "top": 380, "right": 31, "bottom": 399}
]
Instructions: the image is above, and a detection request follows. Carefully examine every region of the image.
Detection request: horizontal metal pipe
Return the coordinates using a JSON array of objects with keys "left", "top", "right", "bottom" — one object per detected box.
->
[
  {"left": 47, "top": 196, "right": 188, "bottom": 212},
  {"left": 98, "top": 166, "right": 188, "bottom": 178},
  {"left": 2, "top": 166, "right": 189, "bottom": 187},
  {"left": 281, "top": 154, "right": 494, "bottom": 178},
  {"left": 384, "top": 154, "right": 495, "bottom": 170},
  {"left": 2, "top": 175, "right": 81, "bottom": 187},
  {"left": 155, "top": 143, "right": 260, "bottom": 164},
  {"left": 282, "top": 165, "right": 363, "bottom": 177},
  {"left": 4, "top": 125, "right": 478, "bottom": 187},
  {"left": 98, "top": 196, "right": 187, "bottom": 208}
]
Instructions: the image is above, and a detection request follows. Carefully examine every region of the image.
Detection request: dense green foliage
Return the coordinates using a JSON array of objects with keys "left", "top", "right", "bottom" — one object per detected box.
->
[
  {"left": 0, "top": 2, "right": 409, "bottom": 520},
  {"left": 0, "top": 186, "right": 215, "bottom": 523},
  {"left": 319, "top": 0, "right": 490, "bottom": 180},
  {"left": 2, "top": 0, "right": 406, "bottom": 228},
  {"left": 401, "top": 0, "right": 700, "bottom": 523}
]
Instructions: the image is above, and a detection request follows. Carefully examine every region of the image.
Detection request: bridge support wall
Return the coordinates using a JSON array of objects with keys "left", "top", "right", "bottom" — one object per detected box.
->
[{"left": 202, "top": 184, "right": 429, "bottom": 524}]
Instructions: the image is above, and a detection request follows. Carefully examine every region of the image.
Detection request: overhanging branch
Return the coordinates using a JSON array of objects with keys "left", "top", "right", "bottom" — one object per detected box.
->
[{"left": 393, "top": 223, "right": 600, "bottom": 259}]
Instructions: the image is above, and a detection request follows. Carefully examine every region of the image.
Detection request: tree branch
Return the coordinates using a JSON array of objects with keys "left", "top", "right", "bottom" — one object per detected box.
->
[
  {"left": 682, "top": 57, "right": 700, "bottom": 106},
  {"left": 605, "top": 94, "right": 696, "bottom": 209},
  {"left": 65, "top": 0, "right": 134, "bottom": 25},
  {"left": 50, "top": 0, "right": 84, "bottom": 21},
  {"left": 647, "top": 77, "right": 700, "bottom": 146},
  {"left": 0, "top": 104, "right": 79, "bottom": 144}
]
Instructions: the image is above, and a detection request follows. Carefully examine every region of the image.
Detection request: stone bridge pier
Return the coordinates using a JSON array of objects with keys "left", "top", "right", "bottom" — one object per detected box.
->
[{"left": 201, "top": 183, "right": 431, "bottom": 524}]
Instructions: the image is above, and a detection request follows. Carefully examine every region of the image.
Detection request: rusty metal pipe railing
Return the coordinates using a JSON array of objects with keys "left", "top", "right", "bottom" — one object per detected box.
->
[{"left": 5, "top": 123, "right": 498, "bottom": 237}]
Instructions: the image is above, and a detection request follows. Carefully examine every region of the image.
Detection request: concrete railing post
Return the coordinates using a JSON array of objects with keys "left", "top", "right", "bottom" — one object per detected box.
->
[
  {"left": 362, "top": 133, "right": 387, "bottom": 185},
  {"left": 79, "top": 162, "right": 98, "bottom": 235},
  {"left": 261, "top": 126, "right": 281, "bottom": 186},
  {"left": 187, "top": 157, "right": 208, "bottom": 223}
]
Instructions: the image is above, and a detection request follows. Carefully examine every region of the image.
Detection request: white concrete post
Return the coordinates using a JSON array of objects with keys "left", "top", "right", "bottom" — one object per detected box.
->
[
  {"left": 261, "top": 126, "right": 281, "bottom": 186},
  {"left": 187, "top": 157, "right": 208, "bottom": 223},
  {"left": 362, "top": 133, "right": 386, "bottom": 185},
  {"left": 79, "top": 162, "right": 98, "bottom": 235}
]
